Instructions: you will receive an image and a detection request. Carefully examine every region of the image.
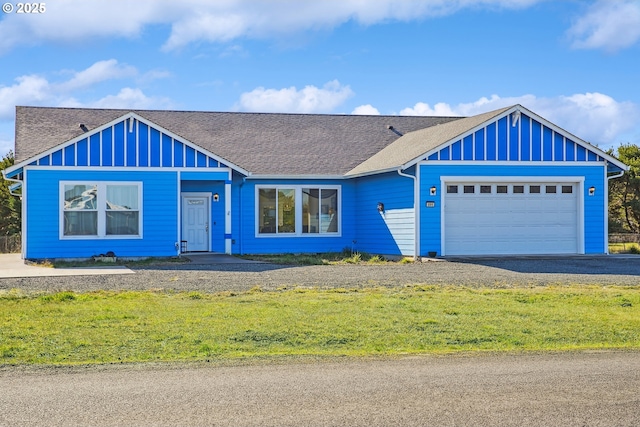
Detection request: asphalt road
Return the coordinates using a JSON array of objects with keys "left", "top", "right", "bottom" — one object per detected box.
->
[{"left": 2, "top": 351, "right": 639, "bottom": 427}]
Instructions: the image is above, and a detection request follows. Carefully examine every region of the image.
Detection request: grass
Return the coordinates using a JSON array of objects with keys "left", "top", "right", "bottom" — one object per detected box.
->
[
  {"left": 239, "top": 251, "right": 400, "bottom": 265},
  {"left": 609, "top": 242, "right": 640, "bottom": 254},
  {"left": 31, "top": 256, "right": 189, "bottom": 268},
  {"left": 1, "top": 285, "right": 638, "bottom": 365}
]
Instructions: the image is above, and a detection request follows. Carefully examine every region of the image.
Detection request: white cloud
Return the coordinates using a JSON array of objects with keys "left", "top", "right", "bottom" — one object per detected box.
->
[
  {"left": 0, "top": 137, "right": 13, "bottom": 157},
  {"left": 0, "top": 75, "right": 50, "bottom": 119},
  {"left": 0, "top": 60, "right": 174, "bottom": 155},
  {"left": 237, "top": 80, "right": 353, "bottom": 113},
  {"left": 0, "top": 0, "right": 544, "bottom": 54},
  {"left": 0, "top": 60, "right": 170, "bottom": 118},
  {"left": 87, "top": 88, "right": 173, "bottom": 110},
  {"left": 399, "top": 93, "right": 640, "bottom": 147},
  {"left": 567, "top": 0, "right": 640, "bottom": 52},
  {"left": 352, "top": 104, "right": 380, "bottom": 115},
  {"left": 57, "top": 59, "right": 138, "bottom": 92}
]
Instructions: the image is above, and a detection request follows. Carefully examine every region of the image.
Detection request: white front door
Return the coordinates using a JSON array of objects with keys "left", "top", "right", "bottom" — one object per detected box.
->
[{"left": 182, "top": 196, "right": 209, "bottom": 252}]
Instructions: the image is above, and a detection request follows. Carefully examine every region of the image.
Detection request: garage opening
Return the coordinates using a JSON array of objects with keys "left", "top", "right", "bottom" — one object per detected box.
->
[{"left": 443, "top": 181, "right": 580, "bottom": 255}]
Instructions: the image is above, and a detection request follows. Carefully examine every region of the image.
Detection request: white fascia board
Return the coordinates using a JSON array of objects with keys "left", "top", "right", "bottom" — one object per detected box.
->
[
  {"left": 418, "top": 160, "right": 606, "bottom": 167},
  {"left": 22, "top": 165, "right": 233, "bottom": 173},
  {"left": 344, "top": 167, "right": 401, "bottom": 179},
  {"left": 246, "top": 174, "right": 346, "bottom": 180}
]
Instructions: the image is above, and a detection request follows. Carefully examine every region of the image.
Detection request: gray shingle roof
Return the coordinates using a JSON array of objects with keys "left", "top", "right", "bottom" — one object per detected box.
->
[
  {"left": 346, "top": 106, "right": 512, "bottom": 176},
  {"left": 14, "top": 106, "right": 462, "bottom": 176}
]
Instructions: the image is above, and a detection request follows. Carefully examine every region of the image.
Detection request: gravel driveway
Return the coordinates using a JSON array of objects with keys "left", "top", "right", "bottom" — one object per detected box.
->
[{"left": 1, "top": 256, "right": 639, "bottom": 292}]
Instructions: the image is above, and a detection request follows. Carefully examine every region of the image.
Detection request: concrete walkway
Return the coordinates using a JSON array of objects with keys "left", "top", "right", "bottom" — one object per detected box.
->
[{"left": 0, "top": 253, "right": 133, "bottom": 279}]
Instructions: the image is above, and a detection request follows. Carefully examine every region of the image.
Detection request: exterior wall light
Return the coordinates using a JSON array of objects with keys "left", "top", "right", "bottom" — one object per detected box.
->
[
  {"left": 377, "top": 202, "right": 385, "bottom": 213},
  {"left": 589, "top": 186, "right": 595, "bottom": 196},
  {"left": 213, "top": 193, "right": 220, "bottom": 202},
  {"left": 430, "top": 186, "right": 437, "bottom": 196}
]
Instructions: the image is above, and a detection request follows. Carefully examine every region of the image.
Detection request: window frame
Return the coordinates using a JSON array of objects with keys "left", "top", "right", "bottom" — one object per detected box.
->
[
  {"left": 255, "top": 185, "right": 341, "bottom": 237},
  {"left": 60, "top": 181, "right": 143, "bottom": 240}
]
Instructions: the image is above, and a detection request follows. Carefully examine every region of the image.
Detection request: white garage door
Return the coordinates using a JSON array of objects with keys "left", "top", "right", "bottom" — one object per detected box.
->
[{"left": 443, "top": 182, "right": 580, "bottom": 255}]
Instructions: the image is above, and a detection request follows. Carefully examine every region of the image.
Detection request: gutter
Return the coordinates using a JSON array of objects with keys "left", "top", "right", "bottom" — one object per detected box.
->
[{"left": 397, "top": 168, "right": 419, "bottom": 261}]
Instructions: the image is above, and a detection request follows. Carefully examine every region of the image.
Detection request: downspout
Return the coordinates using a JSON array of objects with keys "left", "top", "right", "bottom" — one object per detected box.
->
[
  {"left": 3, "top": 175, "right": 22, "bottom": 197},
  {"left": 397, "top": 168, "right": 418, "bottom": 260},
  {"left": 2, "top": 172, "right": 24, "bottom": 258},
  {"left": 239, "top": 176, "right": 246, "bottom": 255},
  {"left": 605, "top": 166, "right": 626, "bottom": 255}
]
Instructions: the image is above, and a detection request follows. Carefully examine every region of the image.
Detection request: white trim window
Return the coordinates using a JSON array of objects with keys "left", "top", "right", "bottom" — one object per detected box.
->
[
  {"left": 61, "top": 182, "right": 142, "bottom": 238},
  {"left": 256, "top": 185, "right": 340, "bottom": 236}
]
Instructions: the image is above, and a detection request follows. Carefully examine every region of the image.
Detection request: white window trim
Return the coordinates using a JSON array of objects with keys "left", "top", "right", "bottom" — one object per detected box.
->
[
  {"left": 60, "top": 181, "right": 143, "bottom": 240},
  {"left": 255, "top": 185, "right": 342, "bottom": 237}
]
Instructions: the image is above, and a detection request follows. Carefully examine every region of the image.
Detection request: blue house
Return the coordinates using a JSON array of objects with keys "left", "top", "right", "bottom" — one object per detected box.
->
[{"left": 2, "top": 104, "right": 628, "bottom": 260}]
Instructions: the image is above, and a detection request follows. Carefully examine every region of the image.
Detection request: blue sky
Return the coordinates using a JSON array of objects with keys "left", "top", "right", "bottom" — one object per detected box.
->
[{"left": 1, "top": 0, "right": 639, "bottom": 157}]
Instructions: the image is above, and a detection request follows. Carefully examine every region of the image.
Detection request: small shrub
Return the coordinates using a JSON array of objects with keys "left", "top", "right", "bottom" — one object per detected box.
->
[
  {"left": 40, "top": 291, "right": 76, "bottom": 302},
  {"left": 629, "top": 245, "right": 640, "bottom": 254},
  {"left": 344, "top": 252, "right": 362, "bottom": 264}
]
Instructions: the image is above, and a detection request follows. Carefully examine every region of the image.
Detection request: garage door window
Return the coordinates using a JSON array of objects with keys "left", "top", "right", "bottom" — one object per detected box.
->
[
  {"left": 447, "top": 185, "right": 458, "bottom": 194},
  {"left": 530, "top": 185, "right": 541, "bottom": 193},
  {"left": 513, "top": 185, "right": 525, "bottom": 194},
  {"left": 546, "top": 185, "right": 557, "bottom": 193},
  {"left": 562, "top": 185, "right": 573, "bottom": 194}
]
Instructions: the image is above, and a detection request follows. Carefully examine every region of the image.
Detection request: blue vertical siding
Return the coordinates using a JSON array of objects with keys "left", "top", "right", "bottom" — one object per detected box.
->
[
  {"left": 114, "top": 122, "right": 125, "bottom": 166},
  {"left": 474, "top": 130, "right": 484, "bottom": 160},
  {"left": 520, "top": 116, "right": 530, "bottom": 161},
  {"left": 76, "top": 138, "right": 88, "bottom": 166},
  {"left": 52, "top": 149, "right": 62, "bottom": 166},
  {"left": 497, "top": 117, "right": 508, "bottom": 160},
  {"left": 531, "top": 120, "right": 542, "bottom": 161},
  {"left": 425, "top": 111, "right": 606, "bottom": 166},
  {"left": 150, "top": 128, "right": 161, "bottom": 166},
  {"left": 102, "top": 127, "right": 113, "bottom": 166},
  {"left": 126, "top": 124, "right": 137, "bottom": 167},
  {"left": 25, "top": 169, "right": 179, "bottom": 259},
  {"left": 419, "top": 164, "right": 607, "bottom": 256},
  {"left": 509, "top": 117, "right": 519, "bottom": 160},
  {"left": 138, "top": 123, "right": 149, "bottom": 167},
  {"left": 90, "top": 134, "right": 101, "bottom": 166}
]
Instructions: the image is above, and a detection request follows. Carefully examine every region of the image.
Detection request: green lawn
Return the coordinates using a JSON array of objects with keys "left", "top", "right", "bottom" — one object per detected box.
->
[{"left": 1, "top": 285, "right": 638, "bottom": 365}]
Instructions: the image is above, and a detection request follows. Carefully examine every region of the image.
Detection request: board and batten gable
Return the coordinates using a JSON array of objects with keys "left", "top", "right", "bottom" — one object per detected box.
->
[{"left": 27, "top": 114, "right": 235, "bottom": 170}]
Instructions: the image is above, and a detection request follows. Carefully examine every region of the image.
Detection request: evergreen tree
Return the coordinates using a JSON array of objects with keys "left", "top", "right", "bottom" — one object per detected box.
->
[
  {"left": 609, "top": 144, "right": 640, "bottom": 233},
  {"left": 0, "top": 151, "right": 22, "bottom": 236}
]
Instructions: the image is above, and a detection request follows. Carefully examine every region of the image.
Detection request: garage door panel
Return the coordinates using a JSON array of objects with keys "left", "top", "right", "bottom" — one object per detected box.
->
[{"left": 444, "top": 182, "right": 579, "bottom": 255}]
